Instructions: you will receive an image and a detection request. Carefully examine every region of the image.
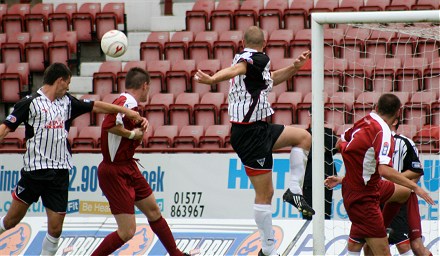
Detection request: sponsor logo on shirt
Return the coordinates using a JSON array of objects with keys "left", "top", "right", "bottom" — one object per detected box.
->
[
  {"left": 381, "top": 142, "right": 389, "bottom": 155},
  {"left": 45, "top": 115, "right": 64, "bottom": 129},
  {"left": 6, "top": 115, "right": 16, "bottom": 123}
]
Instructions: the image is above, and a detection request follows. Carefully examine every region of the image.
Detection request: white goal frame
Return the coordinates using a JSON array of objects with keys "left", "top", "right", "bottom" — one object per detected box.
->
[{"left": 310, "top": 10, "right": 440, "bottom": 255}]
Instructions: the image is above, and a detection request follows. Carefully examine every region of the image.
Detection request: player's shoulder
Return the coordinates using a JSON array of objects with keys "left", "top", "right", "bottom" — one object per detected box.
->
[
  {"left": 14, "top": 92, "right": 40, "bottom": 106},
  {"left": 394, "top": 133, "right": 417, "bottom": 147}
]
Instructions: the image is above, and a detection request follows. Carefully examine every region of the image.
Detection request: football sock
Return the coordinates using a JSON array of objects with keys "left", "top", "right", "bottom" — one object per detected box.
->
[
  {"left": 288, "top": 147, "right": 309, "bottom": 194},
  {"left": 91, "top": 231, "right": 125, "bottom": 256},
  {"left": 41, "top": 233, "right": 60, "bottom": 256},
  {"left": 254, "top": 204, "right": 275, "bottom": 255},
  {"left": 0, "top": 216, "right": 6, "bottom": 235},
  {"left": 149, "top": 216, "right": 182, "bottom": 256}
]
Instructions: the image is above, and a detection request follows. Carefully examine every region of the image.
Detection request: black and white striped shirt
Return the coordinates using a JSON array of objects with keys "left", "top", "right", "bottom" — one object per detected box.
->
[
  {"left": 392, "top": 132, "right": 424, "bottom": 175},
  {"left": 3, "top": 89, "right": 94, "bottom": 171},
  {"left": 228, "top": 48, "right": 274, "bottom": 123}
]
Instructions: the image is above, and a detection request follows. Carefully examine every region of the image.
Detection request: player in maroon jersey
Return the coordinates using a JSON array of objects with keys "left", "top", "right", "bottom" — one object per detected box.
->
[
  {"left": 324, "top": 93, "right": 434, "bottom": 256},
  {"left": 91, "top": 67, "right": 190, "bottom": 256}
]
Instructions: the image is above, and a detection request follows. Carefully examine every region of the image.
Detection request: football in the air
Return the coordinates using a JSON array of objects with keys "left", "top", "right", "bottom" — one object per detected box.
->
[{"left": 101, "top": 30, "right": 128, "bottom": 58}]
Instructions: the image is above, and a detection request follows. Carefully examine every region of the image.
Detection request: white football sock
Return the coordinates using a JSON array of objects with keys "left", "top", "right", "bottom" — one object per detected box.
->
[
  {"left": 347, "top": 250, "right": 361, "bottom": 256},
  {"left": 41, "top": 233, "right": 59, "bottom": 256},
  {"left": 0, "top": 216, "right": 5, "bottom": 235},
  {"left": 400, "top": 250, "right": 413, "bottom": 255},
  {"left": 254, "top": 204, "right": 276, "bottom": 255},
  {"left": 288, "top": 147, "right": 308, "bottom": 194}
]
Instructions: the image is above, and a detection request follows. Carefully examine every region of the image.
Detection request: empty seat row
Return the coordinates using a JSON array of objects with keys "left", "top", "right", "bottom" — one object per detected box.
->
[
  {"left": 0, "top": 2, "right": 125, "bottom": 41},
  {"left": 0, "top": 31, "right": 80, "bottom": 72},
  {"left": 185, "top": 0, "right": 440, "bottom": 34},
  {"left": 140, "top": 28, "right": 440, "bottom": 66}
]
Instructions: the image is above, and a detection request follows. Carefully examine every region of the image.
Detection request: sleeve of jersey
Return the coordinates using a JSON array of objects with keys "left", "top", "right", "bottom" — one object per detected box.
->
[
  {"left": 2, "top": 97, "right": 32, "bottom": 131},
  {"left": 403, "top": 139, "right": 424, "bottom": 174},
  {"left": 374, "top": 128, "right": 394, "bottom": 166},
  {"left": 69, "top": 94, "right": 95, "bottom": 120}
]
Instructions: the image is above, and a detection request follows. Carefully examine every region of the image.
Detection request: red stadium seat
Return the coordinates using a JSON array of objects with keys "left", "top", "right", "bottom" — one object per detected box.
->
[
  {"left": 173, "top": 125, "right": 205, "bottom": 148},
  {"left": 210, "top": 0, "right": 239, "bottom": 33},
  {"left": 193, "top": 59, "right": 220, "bottom": 96},
  {"left": 48, "top": 31, "right": 78, "bottom": 67},
  {"left": 165, "top": 59, "right": 196, "bottom": 97},
  {"left": 24, "top": 32, "right": 53, "bottom": 72},
  {"left": 96, "top": 3, "right": 126, "bottom": 40},
  {"left": 146, "top": 60, "right": 171, "bottom": 100},
  {"left": 431, "top": 101, "right": 440, "bottom": 126},
  {"left": 147, "top": 125, "right": 178, "bottom": 148},
  {"left": 396, "top": 57, "right": 429, "bottom": 93},
  {"left": 296, "top": 92, "right": 328, "bottom": 125},
  {"left": 289, "top": 29, "right": 311, "bottom": 61},
  {"left": 1, "top": 32, "right": 30, "bottom": 64},
  {"left": 258, "top": 0, "right": 288, "bottom": 36},
  {"left": 371, "top": 57, "right": 401, "bottom": 92},
  {"left": 164, "top": 31, "right": 194, "bottom": 63},
  {"left": 397, "top": 124, "right": 418, "bottom": 140},
  {"left": 199, "top": 124, "right": 230, "bottom": 148},
  {"left": 0, "top": 4, "right": 7, "bottom": 26},
  {"left": 116, "top": 61, "right": 147, "bottom": 93},
  {"left": 284, "top": 0, "right": 313, "bottom": 33},
  {"left": 352, "top": 91, "right": 382, "bottom": 123},
  {"left": 385, "top": 0, "right": 416, "bottom": 11},
  {"left": 140, "top": 31, "right": 169, "bottom": 61},
  {"left": 72, "top": 126, "right": 101, "bottom": 149},
  {"left": 25, "top": 3, "right": 53, "bottom": 36},
  {"left": 144, "top": 93, "right": 174, "bottom": 130},
  {"left": 169, "top": 92, "right": 200, "bottom": 131},
  {"left": 48, "top": 3, "right": 77, "bottom": 34},
  {"left": 72, "top": 94, "right": 101, "bottom": 131},
  {"left": 92, "top": 61, "right": 122, "bottom": 97},
  {"left": 234, "top": 0, "right": 264, "bottom": 32},
  {"left": 324, "top": 92, "right": 354, "bottom": 126},
  {"left": 334, "top": 0, "right": 364, "bottom": 12},
  {"left": 344, "top": 58, "right": 374, "bottom": 94},
  {"left": 271, "top": 91, "right": 302, "bottom": 125},
  {"left": 0, "top": 126, "right": 25, "bottom": 149},
  {"left": 0, "top": 62, "right": 29, "bottom": 103},
  {"left": 403, "top": 91, "right": 436, "bottom": 130},
  {"left": 2, "top": 4, "right": 30, "bottom": 36},
  {"left": 390, "top": 32, "right": 417, "bottom": 61},
  {"left": 365, "top": 30, "right": 395, "bottom": 61},
  {"left": 324, "top": 58, "right": 348, "bottom": 97},
  {"left": 188, "top": 31, "right": 218, "bottom": 63},
  {"left": 213, "top": 30, "right": 243, "bottom": 68},
  {"left": 265, "top": 29, "right": 294, "bottom": 61},
  {"left": 412, "top": 125, "right": 440, "bottom": 153},
  {"left": 194, "top": 92, "right": 225, "bottom": 128},
  {"left": 423, "top": 58, "right": 440, "bottom": 98},
  {"left": 340, "top": 27, "right": 370, "bottom": 61},
  {"left": 72, "top": 3, "right": 101, "bottom": 42},
  {"left": 360, "top": 0, "right": 390, "bottom": 11},
  {"left": 417, "top": 39, "right": 439, "bottom": 65},
  {"left": 412, "top": 0, "right": 440, "bottom": 10},
  {"left": 185, "top": 0, "right": 215, "bottom": 33},
  {"left": 292, "top": 57, "right": 312, "bottom": 96}
]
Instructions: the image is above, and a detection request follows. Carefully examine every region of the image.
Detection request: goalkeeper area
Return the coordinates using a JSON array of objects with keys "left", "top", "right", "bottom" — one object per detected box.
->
[{"left": 309, "top": 10, "right": 439, "bottom": 255}]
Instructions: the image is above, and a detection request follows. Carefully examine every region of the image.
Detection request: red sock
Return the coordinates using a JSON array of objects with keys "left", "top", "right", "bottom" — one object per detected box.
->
[
  {"left": 149, "top": 216, "right": 182, "bottom": 256},
  {"left": 382, "top": 202, "right": 402, "bottom": 228},
  {"left": 91, "top": 231, "right": 125, "bottom": 256}
]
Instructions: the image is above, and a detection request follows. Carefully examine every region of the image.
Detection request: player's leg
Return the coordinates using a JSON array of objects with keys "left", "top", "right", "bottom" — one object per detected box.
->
[
  {"left": 406, "top": 192, "right": 433, "bottom": 256},
  {"left": 346, "top": 238, "right": 364, "bottom": 255},
  {"left": 40, "top": 169, "right": 69, "bottom": 256},
  {"left": 249, "top": 172, "right": 278, "bottom": 256},
  {"left": 365, "top": 237, "right": 391, "bottom": 256},
  {"left": 410, "top": 237, "right": 432, "bottom": 256},
  {"left": 135, "top": 195, "right": 185, "bottom": 256},
  {"left": 379, "top": 181, "right": 410, "bottom": 228},
  {"left": 272, "top": 125, "right": 314, "bottom": 215},
  {"left": 387, "top": 205, "right": 412, "bottom": 255}
]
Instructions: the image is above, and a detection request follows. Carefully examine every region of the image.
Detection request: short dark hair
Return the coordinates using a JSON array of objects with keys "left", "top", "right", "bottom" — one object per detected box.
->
[
  {"left": 43, "top": 63, "right": 72, "bottom": 85},
  {"left": 244, "top": 26, "right": 265, "bottom": 48},
  {"left": 377, "top": 93, "right": 401, "bottom": 118},
  {"left": 125, "top": 67, "right": 150, "bottom": 89}
]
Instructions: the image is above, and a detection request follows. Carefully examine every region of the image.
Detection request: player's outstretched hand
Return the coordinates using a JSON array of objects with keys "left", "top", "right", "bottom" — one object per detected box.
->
[
  {"left": 139, "top": 117, "right": 148, "bottom": 131},
  {"left": 324, "top": 176, "right": 342, "bottom": 189},
  {"left": 194, "top": 70, "right": 214, "bottom": 85},
  {"left": 413, "top": 186, "right": 435, "bottom": 205},
  {"left": 293, "top": 50, "right": 311, "bottom": 69}
]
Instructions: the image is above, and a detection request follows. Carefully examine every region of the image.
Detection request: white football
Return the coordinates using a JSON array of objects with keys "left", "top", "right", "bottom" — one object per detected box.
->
[{"left": 101, "top": 30, "right": 128, "bottom": 58}]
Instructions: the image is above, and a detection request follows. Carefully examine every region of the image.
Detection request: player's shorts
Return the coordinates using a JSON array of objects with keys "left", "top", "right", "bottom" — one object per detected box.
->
[
  {"left": 230, "top": 121, "right": 284, "bottom": 176},
  {"left": 342, "top": 179, "right": 395, "bottom": 239},
  {"left": 13, "top": 168, "right": 69, "bottom": 213},
  {"left": 98, "top": 160, "right": 152, "bottom": 214},
  {"left": 388, "top": 202, "right": 410, "bottom": 245}
]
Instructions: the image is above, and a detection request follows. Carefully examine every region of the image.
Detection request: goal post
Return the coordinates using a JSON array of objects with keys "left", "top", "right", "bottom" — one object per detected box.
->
[{"left": 310, "top": 10, "right": 440, "bottom": 255}]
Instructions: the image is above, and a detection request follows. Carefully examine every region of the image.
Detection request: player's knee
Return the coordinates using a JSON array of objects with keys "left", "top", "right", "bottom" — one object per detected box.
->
[
  {"left": 146, "top": 205, "right": 162, "bottom": 221},
  {"left": 118, "top": 227, "right": 136, "bottom": 242}
]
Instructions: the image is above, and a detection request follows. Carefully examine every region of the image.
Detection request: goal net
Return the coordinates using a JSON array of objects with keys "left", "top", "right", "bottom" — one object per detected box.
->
[{"left": 309, "top": 10, "right": 440, "bottom": 255}]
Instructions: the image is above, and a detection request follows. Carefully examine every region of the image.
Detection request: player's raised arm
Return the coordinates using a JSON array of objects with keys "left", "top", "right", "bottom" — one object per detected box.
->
[
  {"left": 271, "top": 50, "right": 310, "bottom": 86},
  {"left": 92, "top": 100, "right": 144, "bottom": 125},
  {"left": 195, "top": 61, "right": 247, "bottom": 85}
]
